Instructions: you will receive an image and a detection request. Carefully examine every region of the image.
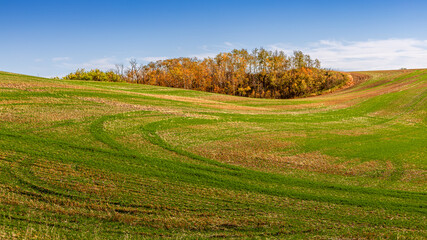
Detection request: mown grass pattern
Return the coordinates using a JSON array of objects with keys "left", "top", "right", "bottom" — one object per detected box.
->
[{"left": 0, "top": 70, "right": 426, "bottom": 239}]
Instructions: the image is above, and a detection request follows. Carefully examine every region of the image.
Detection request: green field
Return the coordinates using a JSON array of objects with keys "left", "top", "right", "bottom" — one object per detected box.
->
[{"left": 0, "top": 69, "right": 426, "bottom": 239}]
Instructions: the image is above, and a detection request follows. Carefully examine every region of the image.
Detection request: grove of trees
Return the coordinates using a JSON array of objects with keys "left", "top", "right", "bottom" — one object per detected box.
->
[{"left": 63, "top": 48, "right": 351, "bottom": 99}]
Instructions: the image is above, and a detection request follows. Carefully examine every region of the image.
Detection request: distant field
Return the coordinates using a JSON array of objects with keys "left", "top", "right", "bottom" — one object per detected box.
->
[{"left": 0, "top": 69, "right": 426, "bottom": 239}]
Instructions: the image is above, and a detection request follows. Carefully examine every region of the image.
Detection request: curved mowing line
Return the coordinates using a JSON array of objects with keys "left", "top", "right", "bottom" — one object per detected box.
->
[
  {"left": 1, "top": 111, "right": 425, "bottom": 211},
  {"left": 1, "top": 70, "right": 426, "bottom": 238},
  {"left": 84, "top": 112, "right": 427, "bottom": 213},
  {"left": 143, "top": 118, "right": 427, "bottom": 201},
  {"left": 3, "top": 154, "right": 99, "bottom": 202},
  {"left": 1, "top": 146, "right": 187, "bottom": 212}
]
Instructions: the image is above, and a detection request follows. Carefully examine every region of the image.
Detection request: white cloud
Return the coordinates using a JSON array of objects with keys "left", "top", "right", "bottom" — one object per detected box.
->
[
  {"left": 224, "top": 41, "right": 233, "bottom": 47},
  {"left": 190, "top": 42, "right": 246, "bottom": 59},
  {"left": 270, "top": 38, "right": 427, "bottom": 71},
  {"left": 190, "top": 52, "right": 217, "bottom": 59},
  {"left": 268, "top": 43, "right": 297, "bottom": 55},
  {"left": 55, "top": 57, "right": 117, "bottom": 71},
  {"left": 52, "top": 57, "right": 70, "bottom": 62},
  {"left": 34, "top": 58, "right": 43, "bottom": 63},
  {"left": 130, "top": 42, "right": 243, "bottom": 63},
  {"left": 80, "top": 57, "right": 117, "bottom": 70},
  {"left": 141, "top": 56, "right": 169, "bottom": 62},
  {"left": 137, "top": 54, "right": 217, "bottom": 61}
]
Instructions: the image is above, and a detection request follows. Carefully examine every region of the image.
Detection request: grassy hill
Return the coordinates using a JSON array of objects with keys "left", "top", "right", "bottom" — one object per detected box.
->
[{"left": 0, "top": 69, "right": 426, "bottom": 239}]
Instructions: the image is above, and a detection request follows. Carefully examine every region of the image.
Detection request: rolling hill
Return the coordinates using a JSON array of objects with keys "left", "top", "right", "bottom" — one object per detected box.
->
[{"left": 0, "top": 69, "right": 426, "bottom": 239}]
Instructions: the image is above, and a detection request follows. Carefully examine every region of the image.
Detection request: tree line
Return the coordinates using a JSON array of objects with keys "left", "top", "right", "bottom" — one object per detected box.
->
[{"left": 63, "top": 48, "right": 351, "bottom": 99}]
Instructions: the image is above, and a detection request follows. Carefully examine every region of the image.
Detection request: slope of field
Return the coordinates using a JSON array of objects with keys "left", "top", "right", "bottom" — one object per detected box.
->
[{"left": 0, "top": 69, "right": 426, "bottom": 239}]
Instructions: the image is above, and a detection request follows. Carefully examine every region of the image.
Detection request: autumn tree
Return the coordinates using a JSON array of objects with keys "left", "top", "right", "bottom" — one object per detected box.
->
[{"left": 63, "top": 48, "right": 350, "bottom": 99}]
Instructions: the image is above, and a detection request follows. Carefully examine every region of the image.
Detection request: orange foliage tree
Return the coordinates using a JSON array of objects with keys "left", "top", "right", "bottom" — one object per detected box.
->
[{"left": 63, "top": 48, "right": 350, "bottom": 99}]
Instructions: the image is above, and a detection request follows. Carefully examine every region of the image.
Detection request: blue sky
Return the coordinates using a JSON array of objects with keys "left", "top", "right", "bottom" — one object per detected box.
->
[{"left": 1, "top": 0, "right": 427, "bottom": 77}]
